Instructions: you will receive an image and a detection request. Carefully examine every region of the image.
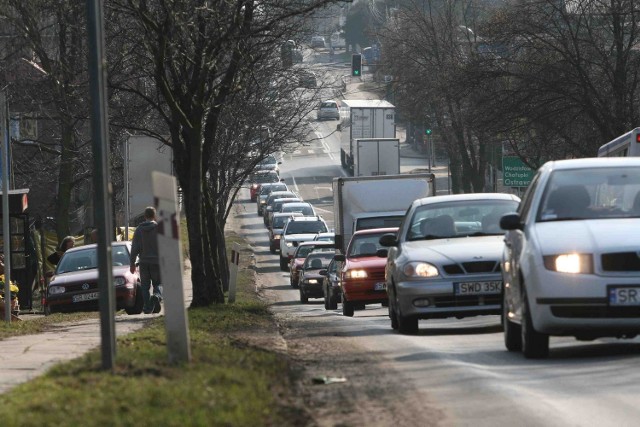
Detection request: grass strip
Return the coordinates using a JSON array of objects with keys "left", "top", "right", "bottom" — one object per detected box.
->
[{"left": 0, "top": 230, "right": 303, "bottom": 426}]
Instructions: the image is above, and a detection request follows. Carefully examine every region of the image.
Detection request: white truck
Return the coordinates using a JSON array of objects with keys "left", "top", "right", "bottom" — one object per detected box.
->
[
  {"left": 333, "top": 173, "right": 436, "bottom": 253},
  {"left": 339, "top": 100, "right": 396, "bottom": 175},
  {"left": 353, "top": 138, "right": 400, "bottom": 176}
]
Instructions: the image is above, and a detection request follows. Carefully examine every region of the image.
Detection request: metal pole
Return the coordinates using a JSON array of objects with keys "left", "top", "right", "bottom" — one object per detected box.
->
[
  {"left": 123, "top": 138, "right": 129, "bottom": 240},
  {"left": 87, "top": 0, "right": 115, "bottom": 370},
  {"left": 1, "top": 91, "right": 11, "bottom": 322}
]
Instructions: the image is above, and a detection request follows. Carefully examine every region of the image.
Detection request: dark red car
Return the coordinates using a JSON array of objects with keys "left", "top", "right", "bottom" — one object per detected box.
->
[
  {"left": 249, "top": 170, "right": 280, "bottom": 202},
  {"left": 44, "top": 242, "right": 144, "bottom": 315},
  {"left": 335, "top": 227, "right": 398, "bottom": 317}
]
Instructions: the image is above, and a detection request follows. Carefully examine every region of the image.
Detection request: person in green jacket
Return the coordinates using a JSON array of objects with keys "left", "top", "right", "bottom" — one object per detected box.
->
[{"left": 130, "top": 207, "right": 162, "bottom": 314}]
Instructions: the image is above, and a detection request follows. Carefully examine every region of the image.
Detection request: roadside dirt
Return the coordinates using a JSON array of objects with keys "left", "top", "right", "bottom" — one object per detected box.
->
[{"left": 228, "top": 204, "right": 445, "bottom": 427}]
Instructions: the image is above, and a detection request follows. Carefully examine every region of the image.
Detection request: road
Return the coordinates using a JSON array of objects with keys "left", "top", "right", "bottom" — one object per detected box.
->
[{"left": 236, "top": 54, "right": 640, "bottom": 426}]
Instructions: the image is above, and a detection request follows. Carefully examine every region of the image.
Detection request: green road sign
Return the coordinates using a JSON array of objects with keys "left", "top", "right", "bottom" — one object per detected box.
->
[{"left": 502, "top": 156, "right": 534, "bottom": 188}]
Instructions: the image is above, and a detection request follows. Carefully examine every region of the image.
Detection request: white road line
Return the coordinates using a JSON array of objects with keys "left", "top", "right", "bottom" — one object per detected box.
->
[
  {"left": 291, "top": 174, "right": 300, "bottom": 193},
  {"left": 315, "top": 207, "right": 332, "bottom": 214}
]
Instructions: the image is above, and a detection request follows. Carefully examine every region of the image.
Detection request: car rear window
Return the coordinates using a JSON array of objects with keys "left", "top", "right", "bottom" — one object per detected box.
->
[
  {"left": 320, "top": 102, "right": 337, "bottom": 109},
  {"left": 286, "top": 221, "right": 327, "bottom": 234}
]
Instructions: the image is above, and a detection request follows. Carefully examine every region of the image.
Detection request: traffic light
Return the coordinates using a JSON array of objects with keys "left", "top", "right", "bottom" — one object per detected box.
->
[
  {"left": 425, "top": 128, "right": 432, "bottom": 136},
  {"left": 351, "top": 54, "right": 362, "bottom": 77}
]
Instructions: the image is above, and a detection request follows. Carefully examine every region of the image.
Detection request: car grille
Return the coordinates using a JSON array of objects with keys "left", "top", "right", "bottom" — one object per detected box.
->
[
  {"left": 551, "top": 305, "right": 640, "bottom": 318},
  {"left": 368, "top": 271, "right": 385, "bottom": 280},
  {"left": 433, "top": 294, "right": 501, "bottom": 308},
  {"left": 601, "top": 252, "right": 640, "bottom": 272},
  {"left": 65, "top": 281, "right": 99, "bottom": 292},
  {"left": 443, "top": 261, "right": 499, "bottom": 275}
]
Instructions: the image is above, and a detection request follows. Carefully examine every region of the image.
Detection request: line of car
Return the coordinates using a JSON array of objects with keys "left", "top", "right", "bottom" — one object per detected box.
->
[{"left": 257, "top": 157, "right": 640, "bottom": 360}]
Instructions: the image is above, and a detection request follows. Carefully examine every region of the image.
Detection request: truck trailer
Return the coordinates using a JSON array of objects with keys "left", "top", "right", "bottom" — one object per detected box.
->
[
  {"left": 353, "top": 138, "right": 400, "bottom": 176},
  {"left": 339, "top": 100, "right": 395, "bottom": 175},
  {"left": 332, "top": 173, "right": 436, "bottom": 253}
]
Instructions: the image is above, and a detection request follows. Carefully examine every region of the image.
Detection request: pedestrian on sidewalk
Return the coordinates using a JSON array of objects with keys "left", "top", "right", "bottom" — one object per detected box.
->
[
  {"left": 130, "top": 206, "right": 163, "bottom": 314},
  {"left": 47, "top": 236, "right": 75, "bottom": 266}
]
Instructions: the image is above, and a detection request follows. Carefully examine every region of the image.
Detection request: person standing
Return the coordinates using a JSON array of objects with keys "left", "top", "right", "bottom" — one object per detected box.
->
[
  {"left": 47, "top": 236, "right": 75, "bottom": 266},
  {"left": 130, "top": 207, "right": 162, "bottom": 314}
]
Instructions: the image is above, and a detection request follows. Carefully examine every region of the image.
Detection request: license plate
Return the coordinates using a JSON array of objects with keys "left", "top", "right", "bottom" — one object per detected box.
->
[
  {"left": 454, "top": 281, "right": 502, "bottom": 295},
  {"left": 72, "top": 292, "right": 99, "bottom": 303},
  {"left": 374, "top": 282, "right": 386, "bottom": 291},
  {"left": 609, "top": 286, "right": 640, "bottom": 306}
]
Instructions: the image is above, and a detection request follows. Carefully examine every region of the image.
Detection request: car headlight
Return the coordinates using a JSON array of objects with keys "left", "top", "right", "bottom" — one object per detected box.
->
[
  {"left": 306, "top": 279, "right": 319, "bottom": 284},
  {"left": 48, "top": 286, "right": 65, "bottom": 295},
  {"left": 274, "top": 234, "right": 281, "bottom": 240},
  {"left": 402, "top": 262, "right": 439, "bottom": 278},
  {"left": 345, "top": 269, "right": 368, "bottom": 279},
  {"left": 260, "top": 200, "right": 266, "bottom": 205},
  {"left": 543, "top": 253, "right": 593, "bottom": 274},
  {"left": 114, "top": 277, "right": 126, "bottom": 286},
  {"left": 285, "top": 242, "right": 293, "bottom": 247}
]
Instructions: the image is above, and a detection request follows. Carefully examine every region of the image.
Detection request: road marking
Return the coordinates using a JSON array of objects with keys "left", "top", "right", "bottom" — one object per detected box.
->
[{"left": 291, "top": 174, "right": 299, "bottom": 193}]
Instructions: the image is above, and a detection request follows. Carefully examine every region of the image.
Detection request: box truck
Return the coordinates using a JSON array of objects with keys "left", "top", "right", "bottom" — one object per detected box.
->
[
  {"left": 353, "top": 138, "right": 400, "bottom": 176},
  {"left": 339, "top": 100, "right": 395, "bottom": 175},
  {"left": 333, "top": 173, "right": 435, "bottom": 253}
]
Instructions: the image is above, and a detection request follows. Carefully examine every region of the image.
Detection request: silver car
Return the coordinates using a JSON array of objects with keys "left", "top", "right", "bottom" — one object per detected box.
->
[
  {"left": 316, "top": 100, "right": 340, "bottom": 121},
  {"left": 381, "top": 193, "right": 520, "bottom": 334}
]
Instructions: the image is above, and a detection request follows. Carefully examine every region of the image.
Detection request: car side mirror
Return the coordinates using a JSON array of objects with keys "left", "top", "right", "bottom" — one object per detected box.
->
[
  {"left": 376, "top": 248, "right": 388, "bottom": 258},
  {"left": 293, "top": 241, "right": 299, "bottom": 247},
  {"left": 500, "top": 213, "right": 523, "bottom": 230},
  {"left": 334, "top": 254, "right": 346, "bottom": 262},
  {"left": 319, "top": 269, "right": 327, "bottom": 276},
  {"left": 379, "top": 233, "right": 397, "bottom": 247}
]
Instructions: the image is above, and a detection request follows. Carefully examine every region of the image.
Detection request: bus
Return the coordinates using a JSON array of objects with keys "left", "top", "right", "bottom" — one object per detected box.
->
[{"left": 598, "top": 128, "right": 640, "bottom": 157}]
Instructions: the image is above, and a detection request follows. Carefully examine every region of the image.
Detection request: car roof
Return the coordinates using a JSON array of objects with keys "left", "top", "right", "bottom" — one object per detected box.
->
[
  {"left": 281, "top": 202, "right": 312, "bottom": 207},
  {"left": 273, "top": 197, "right": 300, "bottom": 203},
  {"left": 542, "top": 157, "right": 640, "bottom": 171},
  {"left": 65, "top": 241, "right": 129, "bottom": 254},
  {"left": 273, "top": 212, "right": 303, "bottom": 217},
  {"left": 352, "top": 227, "right": 399, "bottom": 236},
  {"left": 296, "top": 241, "right": 335, "bottom": 248},
  {"left": 289, "top": 215, "right": 323, "bottom": 222},
  {"left": 414, "top": 192, "right": 520, "bottom": 207}
]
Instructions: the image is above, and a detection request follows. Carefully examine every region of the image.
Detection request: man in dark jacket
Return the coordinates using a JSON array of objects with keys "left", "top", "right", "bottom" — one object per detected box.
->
[{"left": 130, "top": 206, "right": 162, "bottom": 314}]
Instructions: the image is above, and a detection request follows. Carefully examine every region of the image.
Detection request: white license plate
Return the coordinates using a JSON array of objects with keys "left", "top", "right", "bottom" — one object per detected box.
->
[
  {"left": 374, "top": 282, "right": 386, "bottom": 291},
  {"left": 454, "top": 281, "right": 502, "bottom": 295},
  {"left": 609, "top": 287, "right": 640, "bottom": 306},
  {"left": 72, "top": 292, "right": 99, "bottom": 303}
]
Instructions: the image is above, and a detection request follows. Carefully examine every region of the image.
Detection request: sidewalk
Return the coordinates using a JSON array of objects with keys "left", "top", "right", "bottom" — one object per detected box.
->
[{"left": 0, "top": 260, "right": 192, "bottom": 395}]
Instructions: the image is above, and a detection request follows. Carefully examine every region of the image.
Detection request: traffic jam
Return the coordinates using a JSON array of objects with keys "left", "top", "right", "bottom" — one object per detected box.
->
[{"left": 246, "top": 97, "right": 640, "bottom": 360}]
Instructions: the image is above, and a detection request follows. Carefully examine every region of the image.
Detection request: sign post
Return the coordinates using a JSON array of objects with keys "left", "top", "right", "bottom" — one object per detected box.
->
[
  {"left": 152, "top": 171, "right": 191, "bottom": 364},
  {"left": 228, "top": 242, "right": 241, "bottom": 303},
  {"left": 502, "top": 156, "right": 534, "bottom": 188}
]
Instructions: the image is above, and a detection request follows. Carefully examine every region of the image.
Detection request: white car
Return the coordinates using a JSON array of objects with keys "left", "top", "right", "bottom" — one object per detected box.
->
[
  {"left": 316, "top": 100, "right": 340, "bottom": 121},
  {"left": 501, "top": 157, "right": 640, "bottom": 359},
  {"left": 279, "top": 216, "right": 328, "bottom": 270},
  {"left": 381, "top": 193, "right": 520, "bottom": 334}
]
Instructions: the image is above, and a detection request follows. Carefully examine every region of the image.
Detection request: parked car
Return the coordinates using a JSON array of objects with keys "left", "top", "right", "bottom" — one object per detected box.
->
[
  {"left": 311, "top": 35, "right": 325, "bottom": 48},
  {"left": 316, "top": 100, "right": 340, "bottom": 121},
  {"left": 280, "top": 216, "right": 329, "bottom": 270},
  {"left": 263, "top": 191, "right": 298, "bottom": 225},
  {"left": 322, "top": 258, "right": 341, "bottom": 310},
  {"left": 288, "top": 241, "right": 337, "bottom": 287},
  {"left": 299, "top": 251, "right": 336, "bottom": 303},
  {"left": 249, "top": 170, "right": 280, "bottom": 202},
  {"left": 44, "top": 242, "right": 144, "bottom": 315},
  {"left": 334, "top": 227, "right": 398, "bottom": 317},
  {"left": 381, "top": 193, "right": 520, "bottom": 334},
  {"left": 257, "top": 182, "right": 288, "bottom": 215},
  {"left": 265, "top": 196, "right": 301, "bottom": 227},
  {"left": 501, "top": 158, "right": 640, "bottom": 359},
  {"left": 269, "top": 212, "right": 303, "bottom": 254}
]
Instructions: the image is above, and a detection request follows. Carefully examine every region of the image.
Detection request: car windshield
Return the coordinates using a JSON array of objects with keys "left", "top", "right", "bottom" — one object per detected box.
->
[
  {"left": 320, "top": 102, "right": 336, "bottom": 109},
  {"left": 272, "top": 216, "right": 292, "bottom": 228},
  {"left": 356, "top": 216, "right": 403, "bottom": 231},
  {"left": 268, "top": 193, "right": 296, "bottom": 205},
  {"left": 408, "top": 199, "right": 519, "bottom": 241},
  {"left": 537, "top": 167, "right": 640, "bottom": 222},
  {"left": 253, "top": 172, "right": 278, "bottom": 184},
  {"left": 347, "top": 232, "right": 389, "bottom": 257},
  {"left": 273, "top": 198, "right": 299, "bottom": 211},
  {"left": 286, "top": 221, "right": 327, "bottom": 234},
  {"left": 303, "top": 253, "right": 334, "bottom": 269},
  {"left": 57, "top": 246, "right": 130, "bottom": 274},
  {"left": 259, "top": 155, "right": 277, "bottom": 166},
  {"left": 282, "top": 204, "right": 314, "bottom": 215}
]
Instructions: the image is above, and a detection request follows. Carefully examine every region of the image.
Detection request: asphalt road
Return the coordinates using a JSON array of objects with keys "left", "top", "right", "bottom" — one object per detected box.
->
[{"left": 238, "top": 59, "right": 640, "bottom": 425}]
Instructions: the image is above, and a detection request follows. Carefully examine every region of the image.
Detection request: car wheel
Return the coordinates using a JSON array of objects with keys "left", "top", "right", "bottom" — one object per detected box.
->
[
  {"left": 342, "top": 294, "right": 354, "bottom": 317},
  {"left": 397, "top": 303, "right": 418, "bottom": 335},
  {"left": 503, "top": 292, "right": 522, "bottom": 352},
  {"left": 279, "top": 256, "right": 288, "bottom": 271},
  {"left": 299, "top": 289, "right": 308, "bottom": 304},
  {"left": 389, "top": 303, "right": 398, "bottom": 330},
  {"left": 323, "top": 293, "right": 329, "bottom": 310},
  {"left": 329, "top": 293, "right": 338, "bottom": 310},
  {"left": 269, "top": 244, "right": 276, "bottom": 254},
  {"left": 126, "top": 284, "right": 145, "bottom": 315},
  {"left": 521, "top": 288, "right": 549, "bottom": 359},
  {"left": 44, "top": 304, "right": 52, "bottom": 316}
]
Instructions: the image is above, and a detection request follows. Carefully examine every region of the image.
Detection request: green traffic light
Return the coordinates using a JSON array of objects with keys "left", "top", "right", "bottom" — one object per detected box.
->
[
  {"left": 353, "top": 70, "right": 360, "bottom": 76},
  {"left": 425, "top": 129, "right": 432, "bottom": 135}
]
